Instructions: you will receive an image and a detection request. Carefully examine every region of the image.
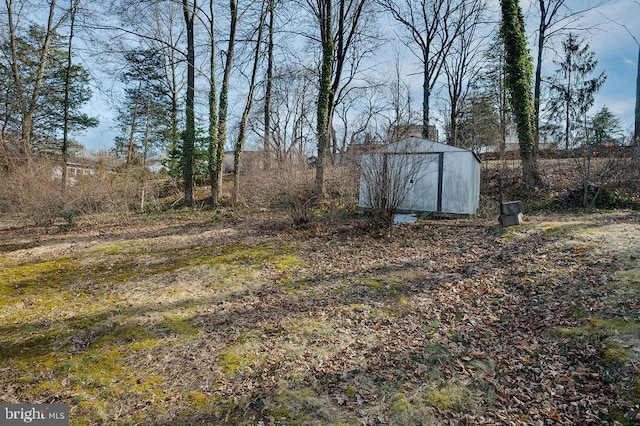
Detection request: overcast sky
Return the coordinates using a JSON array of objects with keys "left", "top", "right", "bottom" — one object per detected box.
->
[{"left": 77, "top": 0, "right": 640, "bottom": 152}]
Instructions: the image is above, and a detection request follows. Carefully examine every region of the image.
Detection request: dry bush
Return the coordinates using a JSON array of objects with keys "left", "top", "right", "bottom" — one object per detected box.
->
[
  {"left": 0, "top": 159, "right": 162, "bottom": 226},
  {"left": 234, "top": 160, "right": 361, "bottom": 224},
  {"left": 270, "top": 164, "right": 317, "bottom": 226},
  {"left": 480, "top": 153, "right": 640, "bottom": 211},
  {"left": 0, "top": 159, "right": 66, "bottom": 225},
  {"left": 324, "top": 165, "right": 360, "bottom": 209},
  {"left": 235, "top": 161, "right": 316, "bottom": 225}
]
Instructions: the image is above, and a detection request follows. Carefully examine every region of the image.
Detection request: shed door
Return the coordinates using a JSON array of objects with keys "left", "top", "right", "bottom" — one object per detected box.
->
[{"left": 396, "top": 153, "right": 440, "bottom": 212}]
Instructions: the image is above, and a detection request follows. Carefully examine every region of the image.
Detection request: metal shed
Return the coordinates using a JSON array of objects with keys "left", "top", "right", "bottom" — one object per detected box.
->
[{"left": 358, "top": 137, "right": 481, "bottom": 215}]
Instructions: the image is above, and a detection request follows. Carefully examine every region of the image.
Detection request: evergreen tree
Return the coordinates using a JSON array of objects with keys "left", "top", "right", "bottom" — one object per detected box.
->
[
  {"left": 0, "top": 24, "right": 97, "bottom": 155},
  {"left": 457, "top": 93, "right": 501, "bottom": 153},
  {"left": 545, "top": 33, "right": 606, "bottom": 150},
  {"left": 114, "top": 48, "right": 171, "bottom": 166},
  {"left": 587, "top": 106, "right": 621, "bottom": 146},
  {"left": 473, "top": 32, "right": 512, "bottom": 154}
]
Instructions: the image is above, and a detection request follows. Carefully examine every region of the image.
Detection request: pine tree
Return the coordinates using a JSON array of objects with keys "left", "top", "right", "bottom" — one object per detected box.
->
[
  {"left": 545, "top": 33, "right": 606, "bottom": 150},
  {"left": 0, "top": 24, "right": 97, "bottom": 156},
  {"left": 114, "top": 49, "right": 171, "bottom": 166},
  {"left": 457, "top": 93, "right": 501, "bottom": 153}
]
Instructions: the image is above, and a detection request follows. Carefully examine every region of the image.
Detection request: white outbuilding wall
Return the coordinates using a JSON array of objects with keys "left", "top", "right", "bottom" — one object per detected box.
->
[{"left": 358, "top": 137, "right": 481, "bottom": 215}]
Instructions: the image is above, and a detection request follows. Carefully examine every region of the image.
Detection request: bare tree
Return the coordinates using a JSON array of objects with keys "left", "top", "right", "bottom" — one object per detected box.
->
[
  {"left": 378, "top": 0, "right": 466, "bottom": 139},
  {"left": 442, "top": 0, "right": 488, "bottom": 146},
  {"left": 62, "top": 0, "right": 81, "bottom": 189},
  {"left": 181, "top": 0, "right": 196, "bottom": 206},
  {"left": 263, "top": 0, "right": 275, "bottom": 170},
  {"left": 152, "top": 2, "right": 185, "bottom": 179},
  {"left": 574, "top": 106, "right": 624, "bottom": 208},
  {"left": 532, "top": 0, "right": 603, "bottom": 146},
  {"left": 265, "top": 66, "right": 315, "bottom": 161},
  {"left": 382, "top": 53, "right": 419, "bottom": 142},
  {"left": 232, "top": 0, "right": 267, "bottom": 205},
  {"left": 304, "top": 0, "right": 375, "bottom": 197}
]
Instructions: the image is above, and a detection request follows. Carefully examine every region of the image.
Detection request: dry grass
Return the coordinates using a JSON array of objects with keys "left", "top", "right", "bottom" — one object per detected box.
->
[{"left": 1, "top": 208, "right": 639, "bottom": 424}]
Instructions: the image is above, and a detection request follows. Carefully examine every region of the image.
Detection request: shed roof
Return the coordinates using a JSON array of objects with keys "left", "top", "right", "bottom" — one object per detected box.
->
[{"left": 373, "top": 137, "right": 481, "bottom": 162}]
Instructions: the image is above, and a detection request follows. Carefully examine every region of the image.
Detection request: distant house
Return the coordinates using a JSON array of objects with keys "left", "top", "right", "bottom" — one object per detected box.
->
[
  {"left": 358, "top": 137, "right": 481, "bottom": 215},
  {"left": 52, "top": 161, "right": 96, "bottom": 186}
]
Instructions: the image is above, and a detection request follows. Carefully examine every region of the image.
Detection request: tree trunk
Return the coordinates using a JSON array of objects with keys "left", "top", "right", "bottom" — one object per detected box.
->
[
  {"left": 500, "top": 61, "right": 508, "bottom": 155},
  {"left": 232, "top": 1, "right": 266, "bottom": 205},
  {"left": 314, "top": 0, "right": 334, "bottom": 199},
  {"left": 141, "top": 112, "right": 150, "bottom": 211},
  {"left": 564, "top": 56, "right": 572, "bottom": 150},
  {"left": 6, "top": 0, "right": 61, "bottom": 167},
  {"left": 449, "top": 107, "right": 457, "bottom": 145},
  {"left": 263, "top": 0, "right": 274, "bottom": 170},
  {"left": 534, "top": 16, "right": 544, "bottom": 148},
  {"left": 635, "top": 46, "right": 639, "bottom": 144},
  {"left": 182, "top": 0, "right": 196, "bottom": 206},
  {"left": 168, "top": 44, "right": 181, "bottom": 177},
  {"left": 62, "top": 0, "right": 78, "bottom": 190},
  {"left": 207, "top": 0, "right": 219, "bottom": 204},
  {"left": 212, "top": 0, "right": 237, "bottom": 206},
  {"left": 422, "top": 63, "right": 430, "bottom": 138},
  {"left": 126, "top": 85, "right": 141, "bottom": 166},
  {"left": 500, "top": 0, "right": 544, "bottom": 189}
]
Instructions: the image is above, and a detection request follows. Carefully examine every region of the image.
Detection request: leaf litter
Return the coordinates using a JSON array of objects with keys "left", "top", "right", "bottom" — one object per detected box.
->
[{"left": 0, "top": 210, "right": 638, "bottom": 424}]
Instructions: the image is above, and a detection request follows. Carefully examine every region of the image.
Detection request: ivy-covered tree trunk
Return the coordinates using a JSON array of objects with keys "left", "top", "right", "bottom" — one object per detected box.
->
[
  {"left": 314, "top": 0, "right": 334, "bottom": 199},
  {"left": 212, "top": 0, "right": 237, "bottom": 206},
  {"left": 500, "top": 0, "right": 544, "bottom": 189}
]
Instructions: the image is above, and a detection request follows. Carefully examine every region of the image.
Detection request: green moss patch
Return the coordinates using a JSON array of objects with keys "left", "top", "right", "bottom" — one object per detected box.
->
[
  {"left": 358, "top": 278, "right": 407, "bottom": 296},
  {"left": 537, "top": 221, "right": 596, "bottom": 239},
  {"left": 266, "top": 385, "right": 356, "bottom": 426},
  {"left": 424, "top": 382, "right": 471, "bottom": 410},
  {"left": 0, "top": 231, "right": 306, "bottom": 424},
  {"left": 216, "top": 335, "right": 268, "bottom": 375},
  {"left": 388, "top": 392, "right": 436, "bottom": 425}
]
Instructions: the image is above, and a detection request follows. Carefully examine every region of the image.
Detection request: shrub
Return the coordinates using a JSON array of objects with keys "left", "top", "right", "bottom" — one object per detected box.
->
[{"left": 0, "top": 159, "right": 162, "bottom": 226}]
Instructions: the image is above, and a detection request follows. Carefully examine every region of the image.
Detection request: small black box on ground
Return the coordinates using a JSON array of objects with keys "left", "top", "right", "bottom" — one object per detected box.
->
[{"left": 499, "top": 201, "right": 523, "bottom": 227}]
